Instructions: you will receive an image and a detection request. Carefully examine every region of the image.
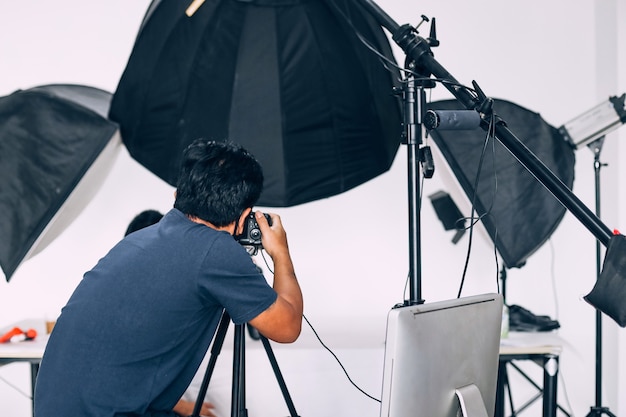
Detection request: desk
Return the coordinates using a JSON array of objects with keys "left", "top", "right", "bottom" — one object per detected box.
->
[
  {"left": 0, "top": 324, "right": 47, "bottom": 417},
  {"left": 497, "top": 332, "right": 564, "bottom": 417}
]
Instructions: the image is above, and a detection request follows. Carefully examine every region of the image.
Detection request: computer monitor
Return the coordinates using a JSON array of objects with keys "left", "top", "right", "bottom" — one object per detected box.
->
[{"left": 379, "top": 293, "right": 503, "bottom": 417}]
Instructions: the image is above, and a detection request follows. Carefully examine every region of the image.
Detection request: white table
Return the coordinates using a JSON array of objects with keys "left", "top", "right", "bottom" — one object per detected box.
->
[{"left": 0, "top": 321, "right": 48, "bottom": 416}]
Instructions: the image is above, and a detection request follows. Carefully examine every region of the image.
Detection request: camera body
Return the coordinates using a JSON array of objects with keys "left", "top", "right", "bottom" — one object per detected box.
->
[{"left": 235, "top": 212, "right": 272, "bottom": 248}]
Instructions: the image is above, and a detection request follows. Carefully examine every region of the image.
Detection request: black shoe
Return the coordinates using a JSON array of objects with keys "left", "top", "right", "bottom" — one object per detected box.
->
[{"left": 508, "top": 304, "right": 560, "bottom": 332}]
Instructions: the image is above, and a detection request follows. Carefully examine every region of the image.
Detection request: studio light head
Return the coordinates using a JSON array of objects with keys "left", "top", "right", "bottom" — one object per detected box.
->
[{"left": 558, "top": 94, "right": 626, "bottom": 149}]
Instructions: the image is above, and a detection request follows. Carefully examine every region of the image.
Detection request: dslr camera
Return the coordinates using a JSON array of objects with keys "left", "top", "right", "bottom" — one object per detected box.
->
[{"left": 235, "top": 212, "right": 272, "bottom": 249}]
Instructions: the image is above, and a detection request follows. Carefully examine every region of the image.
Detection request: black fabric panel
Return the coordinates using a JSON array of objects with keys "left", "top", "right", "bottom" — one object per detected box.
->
[
  {"left": 0, "top": 86, "right": 117, "bottom": 280},
  {"left": 428, "top": 98, "right": 575, "bottom": 268},
  {"left": 585, "top": 233, "right": 626, "bottom": 327}
]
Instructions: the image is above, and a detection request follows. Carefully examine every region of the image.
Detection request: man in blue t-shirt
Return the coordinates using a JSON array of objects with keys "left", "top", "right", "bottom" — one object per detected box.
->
[{"left": 34, "top": 140, "right": 303, "bottom": 417}]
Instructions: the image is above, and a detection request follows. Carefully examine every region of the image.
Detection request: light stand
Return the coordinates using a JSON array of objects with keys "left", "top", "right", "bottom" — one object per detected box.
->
[
  {"left": 345, "top": 2, "right": 626, "bottom": 415},
  {"left": 584, "top": 138, "right": 617, "bottom": 417},
  {"left": 351, "top": 0, "right": 623, "bottom": 307},
  {"left": 401, "top": 60, "right": 430, "bottom": 306},
  {"left": 558, "top": 94, "right": 626, "bottom": 417}
]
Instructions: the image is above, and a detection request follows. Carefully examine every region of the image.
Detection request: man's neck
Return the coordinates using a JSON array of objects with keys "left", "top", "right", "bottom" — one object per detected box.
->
[{"left": 186, "top": 215, "right": 235, "bottom": 235}]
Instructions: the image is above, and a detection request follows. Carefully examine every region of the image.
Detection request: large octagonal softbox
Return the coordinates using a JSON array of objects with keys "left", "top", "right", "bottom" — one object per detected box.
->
[
  {"left": 109, "top": 0, "right": 402, "bottom": 207},
  {"left": 0, "top": 84, "right": 121, "bottom": 281}
]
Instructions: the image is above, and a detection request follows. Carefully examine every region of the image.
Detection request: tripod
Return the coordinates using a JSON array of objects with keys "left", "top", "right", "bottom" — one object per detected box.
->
[
  {"left": 190, "top": 310, "right": 300, "bottom": 417},
  {"left": 585, "top": 139, "right": 616, "bottom": 417}
]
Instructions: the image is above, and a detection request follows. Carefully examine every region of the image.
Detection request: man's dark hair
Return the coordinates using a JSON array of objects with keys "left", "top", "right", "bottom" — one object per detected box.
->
[
  {"left": 125, "top": 210, "right": 164, "bottom": 237},
  {"left": 174, "top": 139, "right": 264, "bottom": 227}
]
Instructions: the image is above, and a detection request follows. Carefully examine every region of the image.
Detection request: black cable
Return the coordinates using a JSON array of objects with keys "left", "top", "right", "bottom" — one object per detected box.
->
[
  {"left": 325, "top": 0, "right": 478, "bottom": 100},
  {"left": 258, "top": 250, "right": 381, "bottom": 403},
  {"left": 302, "top": 314, "right": 381, "bottom": 403},
  {"left": 456, "top": 112, "right": 499, "bottom": 298}
]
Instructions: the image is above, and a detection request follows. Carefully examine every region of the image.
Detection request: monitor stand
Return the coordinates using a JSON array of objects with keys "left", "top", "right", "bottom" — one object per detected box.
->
[{"left": 455, "top": 384, "right": 489, "bottom": 417}]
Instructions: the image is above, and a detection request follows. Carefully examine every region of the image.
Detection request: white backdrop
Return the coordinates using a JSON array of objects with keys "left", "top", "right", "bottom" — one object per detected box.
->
[{"left": 1, "top": 1, "right": 625, "bottom": 416}]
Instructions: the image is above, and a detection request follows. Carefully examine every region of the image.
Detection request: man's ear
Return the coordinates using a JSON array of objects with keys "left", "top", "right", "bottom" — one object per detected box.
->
[{"left": 235, "top": 207, "right": 253, "bottom": 235}]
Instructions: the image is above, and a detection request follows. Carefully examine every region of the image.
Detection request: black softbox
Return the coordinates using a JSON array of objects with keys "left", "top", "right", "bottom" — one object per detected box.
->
[
  {"left": 428, "top": 98, "right": 576, "bottom": 268},
  {"left": 109, "top": 0, "right": 402, "bottom": 207},
  {"left": 0, "top": 84, "right": 120, "bottom": 281}
]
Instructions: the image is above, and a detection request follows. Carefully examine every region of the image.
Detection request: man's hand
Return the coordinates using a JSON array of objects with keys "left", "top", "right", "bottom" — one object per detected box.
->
[
  {"left": 173, "top": 398, "right": 216, "bottom": 417},
  {"left": 255, "top": 211, "right": 289, "bottom": 259}
]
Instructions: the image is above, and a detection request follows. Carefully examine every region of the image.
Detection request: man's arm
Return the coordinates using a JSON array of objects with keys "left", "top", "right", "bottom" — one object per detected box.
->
[{"left": 247, "top": 211, "right": 303, "bottom": 343}]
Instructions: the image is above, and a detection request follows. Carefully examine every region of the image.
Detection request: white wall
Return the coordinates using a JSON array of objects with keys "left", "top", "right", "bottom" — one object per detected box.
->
[{"left": 1, "top": 0, "right": 624, "bottom": 416}]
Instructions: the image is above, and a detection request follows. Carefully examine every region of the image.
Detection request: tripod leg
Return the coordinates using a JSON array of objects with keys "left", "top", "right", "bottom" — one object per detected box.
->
[
  {"left": 231, "top": 323, "right": 247, "bottom": 417},
  {"left": 191, "top": 311, "right": 231, "bottom": 417},
  {"left": 259, "top": 335, "right": 300, "bottom": 417},
  {"left": 195, "top": 320, "right": 299, "bottom": 417}
]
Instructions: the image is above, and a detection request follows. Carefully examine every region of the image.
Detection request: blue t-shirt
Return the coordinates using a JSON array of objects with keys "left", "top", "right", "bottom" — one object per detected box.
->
[{"left": 34, "top": 209, "right": 277, "bottom": 417}]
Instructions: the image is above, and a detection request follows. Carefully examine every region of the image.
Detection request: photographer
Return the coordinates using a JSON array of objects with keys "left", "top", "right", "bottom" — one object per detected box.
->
[
  {"left": 34, "top": 140, "right": 303, "bottom": 417},
  {"left": 124, "top": 209, "right": 214, "bottom": 417}
]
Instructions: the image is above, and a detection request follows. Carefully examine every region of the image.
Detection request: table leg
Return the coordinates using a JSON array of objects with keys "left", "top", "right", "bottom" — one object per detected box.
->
[
  {"left": 30, "top": 362, "right": 39, "bottom": 417},
  {"left": 495, "top": 361, "right": 507, "bottom": 417},
  {"left": 542, "top": 355, "right": 558, "bottom": 417}
]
